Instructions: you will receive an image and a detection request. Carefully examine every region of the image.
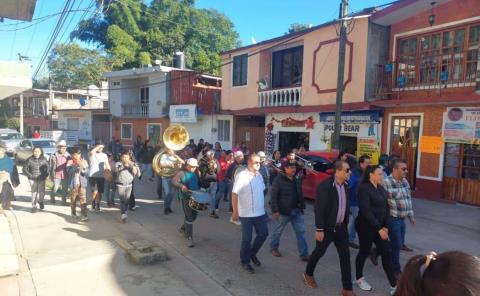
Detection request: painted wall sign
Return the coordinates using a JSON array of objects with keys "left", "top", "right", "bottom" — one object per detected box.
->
[
  {"left": 443, "top": 107, "right": 480, "bottom": 144},
  {"left": 419, "top": 136, "right": 443, "bottom": 154},
  {"left": 169, "top": 104, "right": 197, "bottom": 123},
  {"left": 319, "top": 110, "right": 381, "bottom": 123},
  {"left": 324, "top": 124, "right": 360, "bottom": 133}
]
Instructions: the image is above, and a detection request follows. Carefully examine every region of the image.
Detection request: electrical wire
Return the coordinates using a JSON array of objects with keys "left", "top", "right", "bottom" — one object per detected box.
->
[{"left": 26, "top": 0, "right": 46, "bottom": 56}]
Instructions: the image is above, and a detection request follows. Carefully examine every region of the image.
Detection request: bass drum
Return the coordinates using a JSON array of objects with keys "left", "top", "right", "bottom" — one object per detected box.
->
[{"left": 188, "top": 190, "right": 210, "bottom": 211}]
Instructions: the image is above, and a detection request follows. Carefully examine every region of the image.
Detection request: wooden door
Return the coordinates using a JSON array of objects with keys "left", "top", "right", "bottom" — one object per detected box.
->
[
  {"left": 390, "top": 116, "right": 420, "bottom": 188},
  {"left": 235, "top": 127, "right": 265, "bottom": 154}
]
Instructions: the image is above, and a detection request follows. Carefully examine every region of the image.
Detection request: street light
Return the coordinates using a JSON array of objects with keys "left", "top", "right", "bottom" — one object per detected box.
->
[{"left": 428, "top": 2, "right": 436, "bottom": 27}]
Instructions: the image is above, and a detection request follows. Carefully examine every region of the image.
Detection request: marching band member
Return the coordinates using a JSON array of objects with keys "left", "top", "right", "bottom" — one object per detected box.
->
[
  {"left": 160, "top": 148, "right": 185, "bottom": 215},
  {"left": 172, "top": 158, "right": 201, "bottom": 248}
]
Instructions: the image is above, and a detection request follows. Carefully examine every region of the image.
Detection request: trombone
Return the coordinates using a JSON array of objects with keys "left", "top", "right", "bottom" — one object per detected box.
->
[{"left": 295, "top": 155, "right": 314, "bottom": 170}]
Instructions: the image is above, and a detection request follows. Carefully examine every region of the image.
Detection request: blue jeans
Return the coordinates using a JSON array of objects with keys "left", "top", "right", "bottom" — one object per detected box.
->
[
  {"left": 162, "top": 177, "right": 173, "bottom": 209},
  {"left": 104, "top": 181, "right": 116, "bottom": 204},
  {"left": 240, "top": 214, "right": 269, "bottom": 265},
  {"left": 215, "top": 180, "right": 228, "bottom": 210},
  {"left": 348, "top": 206, "right": 359, "bottom": 243},
  {"left": 269, "top": 209, "right": 308, "bottom": 257},
  {"left": 388, "top": 217, "right": 406, "bottom": 273},
  {"left": 206, "top": 182, "right": 218, "bottom": 212}
]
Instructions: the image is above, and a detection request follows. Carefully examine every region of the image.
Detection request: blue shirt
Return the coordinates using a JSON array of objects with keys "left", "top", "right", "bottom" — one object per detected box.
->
[{"left": 348, "top": 168, "right": 362, "bottom": 207}]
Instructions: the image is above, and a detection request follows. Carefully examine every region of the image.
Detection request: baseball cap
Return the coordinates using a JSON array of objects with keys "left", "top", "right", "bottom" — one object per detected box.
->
[
  {"left": 57, "top": 140, "right": 67, "bottom": 147},
  {"left": 187, "top": 158, "right": 198, "bottom": 167},
  {"left": 234, "top": 151, "right": 244, "bottom": 158}
]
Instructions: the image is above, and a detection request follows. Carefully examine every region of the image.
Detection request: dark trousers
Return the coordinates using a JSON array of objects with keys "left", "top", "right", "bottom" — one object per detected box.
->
[
  {"left": 355, "top": 219, "right": 396, "bottom": 287},
  {"left": 181, "top": 198, "right": 197, "bottom": 238},
  {"left": 239, "top": 214, "right": 269, "bottom": 265},
  {"left": 156, "top": 175, "right": 163, "bottom": 199},
  {"left": 117, "top": 184, "right": 133, "bottom": 214},
  {"left": 128, "top": 183, "right": 135, "bottom": 209},
  {"left": 305, "top": 224, "right": 353, "bottom": 290}
]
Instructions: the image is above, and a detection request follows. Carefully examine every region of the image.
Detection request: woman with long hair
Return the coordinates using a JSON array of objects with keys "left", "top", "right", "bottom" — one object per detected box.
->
[
  {"left": 23, "top": 146, "right": 49, "bottom": 212},
  {"left": 354, "top": 165, "right": 397, "bottom": 295},
  {"left": 396, "top": 251, "right": 480, "bottom": 296}
]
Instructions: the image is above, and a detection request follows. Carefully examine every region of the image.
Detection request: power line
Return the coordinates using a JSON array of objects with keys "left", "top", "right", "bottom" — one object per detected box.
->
[
  {"left": 33, "top": 0, "right": 77, "bottom": 79},
  {"left": 0, "top": 8, "right": 96, "bottom": 27},
  {"left": 26, "top": 0, "right": 46, "bottom": 55}
]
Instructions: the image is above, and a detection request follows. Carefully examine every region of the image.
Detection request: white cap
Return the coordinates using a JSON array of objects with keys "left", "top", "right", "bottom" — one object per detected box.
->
[
  {"left": 186, "top": 158, "right": 198, "bottom": 167},
  {"left": 57, "top": 140, "right": 67, "bottom": 147},
  {"left": 257, "top": 151, "right": 266, "bottom": 157},
  {"left": 234, "top": 151, "right": 244, "bottom": 158}
]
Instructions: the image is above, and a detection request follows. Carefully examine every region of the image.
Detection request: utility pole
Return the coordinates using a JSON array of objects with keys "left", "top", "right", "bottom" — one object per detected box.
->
[
  {"left": 19, "top": 93, "right": 24, "bottom": 135},
  {"left": 332, "top": 0, "right": 349, "bottom": 150},
  {"left": 49, "top": 73, "right": 54, "bottom": 131}
]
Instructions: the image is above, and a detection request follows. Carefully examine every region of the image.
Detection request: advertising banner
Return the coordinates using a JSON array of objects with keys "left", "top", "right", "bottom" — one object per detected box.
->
[
  {"left": 169, "top": 104, "right": 197, "bottom": 123},
  {"left": 357, "top": 138, "right": 380, "bottom": 165},
  {"left": 443, "top": 107, "right": 480, "bottom": 144}
]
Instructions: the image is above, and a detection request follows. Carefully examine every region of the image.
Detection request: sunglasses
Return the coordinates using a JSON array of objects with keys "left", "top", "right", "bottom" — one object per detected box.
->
[
  {"left": 252, "top": 161, "right": 261, "bottom": 165},
  {"left": 344, "top": 168, "right": 351, "bottom": 173},
  {"left": 401, "top": 168, "right": 408, "bottom": 171}
]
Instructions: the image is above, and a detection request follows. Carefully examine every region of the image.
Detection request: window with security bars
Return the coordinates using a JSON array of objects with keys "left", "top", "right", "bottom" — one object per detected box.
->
[
  {"left": 232, "top": 54, "right": 248, "bottom": 86},
  {"left": 121, "top": 123, "right": 132, "bottom": 140},
  {"left": 217, "top": 120, "right": 230, "bottom": 141},
  {"left": 140, "top": 87, "right": 149, "bottom": 105},
  {"left": 444, "top": 143, "right": 480, "bottom": 180}
]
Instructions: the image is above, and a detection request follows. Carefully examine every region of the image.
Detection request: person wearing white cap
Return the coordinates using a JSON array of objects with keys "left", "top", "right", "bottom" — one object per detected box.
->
[
  {"left": 49, "top": 140, "right": 70, "bottom": 205},
  {"left": 172, "top": 158, "right": 201, "bottom": 247},
  {"left": 225, "top": 150, "right": 245, "bottom": 225}
]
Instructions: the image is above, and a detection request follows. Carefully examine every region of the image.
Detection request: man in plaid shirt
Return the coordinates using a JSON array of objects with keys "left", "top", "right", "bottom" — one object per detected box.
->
[{"left": 384, "top": 159, "right": 415, "bottom": 276}]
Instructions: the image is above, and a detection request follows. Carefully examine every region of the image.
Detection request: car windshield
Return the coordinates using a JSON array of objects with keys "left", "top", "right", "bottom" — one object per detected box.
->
[
  {"left": 32, "top": 140, "right": 56, "bottom": 148},
  {"left": 0, "top": 133, "right": 22, "bottom": 140}
]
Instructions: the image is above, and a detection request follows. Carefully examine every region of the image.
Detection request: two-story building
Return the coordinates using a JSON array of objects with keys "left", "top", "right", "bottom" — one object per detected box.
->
[
  {"left": 372, "top": 0, "right": 480, "bottom": 205},
  {"left": 106, "top": 64, "right": 230, "bottom": 149},
  {"left": 221, "top": 8, "right": 386, "bottom": 157}
]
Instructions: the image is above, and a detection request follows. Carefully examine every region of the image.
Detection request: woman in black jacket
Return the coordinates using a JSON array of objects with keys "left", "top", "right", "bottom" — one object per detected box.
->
[
  {"left": 354, "top": 165, "right": 397, "bottom": 295},
  {"left": 23, "top": 147, "right": 49, "bottom": 212}
]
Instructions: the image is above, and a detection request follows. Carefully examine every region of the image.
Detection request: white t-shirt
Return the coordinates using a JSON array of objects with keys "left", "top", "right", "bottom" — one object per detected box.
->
[
  {"left": 232, "top": 169, "right": 265, "bottom": 218},
  {"left": 160, "top": 154, "right": 177, "bottom": 167},
  {"left": 89, "top": 152, "right": 109, "bottom": 178}
]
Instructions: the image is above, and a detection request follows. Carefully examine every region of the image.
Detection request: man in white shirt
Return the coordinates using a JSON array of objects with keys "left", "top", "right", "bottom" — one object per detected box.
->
[
  {"left": 160, "top": 149, "right": 184, "bottom": 214},
  {"left": 88, "top": 141, "right": 111, "bottom": 212},
  {"left": 232, "top": 154, "right": 268, "bottom": 274}
]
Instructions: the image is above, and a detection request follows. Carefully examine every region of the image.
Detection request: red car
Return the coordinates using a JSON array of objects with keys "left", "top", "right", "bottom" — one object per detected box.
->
[{"left": 297, "top": 151, "right": 338, "bottom": 200}]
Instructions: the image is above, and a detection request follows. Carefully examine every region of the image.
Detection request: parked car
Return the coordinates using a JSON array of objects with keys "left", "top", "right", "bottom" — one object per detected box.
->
[
  {"left": 0, "top": 129, "right": 24, "bottom": 157},
  {"left": 298, "top": 150, "right": 338, "bottom": 200},
  {"left": 15, "top": 138, "right": 57, "bottom": 163}
]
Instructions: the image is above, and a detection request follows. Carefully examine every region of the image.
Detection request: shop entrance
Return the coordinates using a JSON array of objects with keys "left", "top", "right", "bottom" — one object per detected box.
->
[
  {"left": 339, "top": 135, "right": 357, "bottom": 155},
  {"left": 278, "top": 132, "right": 309, "bottom": 156},
  {"left": 389, "top": 116, "right": 420, "bottom": 188}
]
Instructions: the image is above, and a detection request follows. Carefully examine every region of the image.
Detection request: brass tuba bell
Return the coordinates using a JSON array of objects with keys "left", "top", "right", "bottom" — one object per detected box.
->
[{"left": 152, "top": 124, "right": 189, "bottom": 177}]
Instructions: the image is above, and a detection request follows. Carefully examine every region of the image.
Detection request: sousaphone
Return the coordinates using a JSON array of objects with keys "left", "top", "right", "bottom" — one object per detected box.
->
[{"left": 152, "top": 125, "right": 189, "bottom": 177}]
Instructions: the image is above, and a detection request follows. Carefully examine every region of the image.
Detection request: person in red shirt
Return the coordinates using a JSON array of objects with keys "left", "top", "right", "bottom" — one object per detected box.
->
[
  {"left": 33, "top": 130, "right": 40, "bottom": 139},
  {"left": 214, "top": 150, "right": 231, "bottom": 211}
]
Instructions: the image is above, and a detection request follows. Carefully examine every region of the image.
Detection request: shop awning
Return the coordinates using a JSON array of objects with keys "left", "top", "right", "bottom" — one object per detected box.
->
[{"left": 319, "top": 110, "right": 382, "bottom": 123}]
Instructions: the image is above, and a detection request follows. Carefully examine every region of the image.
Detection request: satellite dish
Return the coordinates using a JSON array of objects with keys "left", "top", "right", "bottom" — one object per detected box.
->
[{"left": 258, "top": 76, "right": 269, "bottom": 90}]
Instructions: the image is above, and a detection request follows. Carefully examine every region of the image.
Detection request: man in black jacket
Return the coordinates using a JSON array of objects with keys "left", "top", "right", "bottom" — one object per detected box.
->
[
  {"left": 269, "top": 162, "right": 308, "bottom": 261},
  {"left": 303, "top": 160, "right": 355, "bottom": 296}
]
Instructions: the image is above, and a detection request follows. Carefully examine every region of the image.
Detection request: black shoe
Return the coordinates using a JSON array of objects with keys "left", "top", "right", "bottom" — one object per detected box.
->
[
  {"left": 349, "top": 242, "right": 359, "bottom": 249},
  {"left": 251, "top": 256, "right": 261, "bottom": 267},
  {"left": 401, "top": 244, "right": 413, "bottom": 252},
  {"left": 39, "top": 202, "right": 44, "bottom": 210},
  {"left": 209, "top": 212, "right": 219, "bottom": 219},
  {"left": 241, "top": 263, "right": 255, "bottom": 274},
  {"left": 164, "top": 208, "right": 173, "bottom": 215}
]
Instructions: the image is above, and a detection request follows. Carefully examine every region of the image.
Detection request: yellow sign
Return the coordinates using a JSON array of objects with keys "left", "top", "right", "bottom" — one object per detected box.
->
[
  {"left": 420, "top": 136, "right": 443, "bottom": 154},
  {"left": 357, "top": 138, "right": 379, "bottom": 165}
]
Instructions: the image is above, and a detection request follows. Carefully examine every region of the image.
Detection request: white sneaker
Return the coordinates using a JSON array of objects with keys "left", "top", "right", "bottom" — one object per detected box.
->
[
  {"left": 121, "top": 213, "right": 128, "bottom": 222},
  {"left": 229, "top": 217, "right": 241, "bottom": 226},
  {"left": 389, "top": 286, "right": 396, "bottom": 295},
  {"left": 356, "top": 277, "right": 372, "bottom": 291}
]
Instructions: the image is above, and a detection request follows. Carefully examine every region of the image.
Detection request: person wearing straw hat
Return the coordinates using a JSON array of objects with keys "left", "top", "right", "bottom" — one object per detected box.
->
[{"left": 49, "top": 140, "right": 70, "bottom": 205}]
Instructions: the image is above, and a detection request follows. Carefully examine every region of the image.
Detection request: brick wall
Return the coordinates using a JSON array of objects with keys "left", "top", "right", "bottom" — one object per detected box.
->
[{"left": 112, "top": 117, "right": 170, "bottom": 148}]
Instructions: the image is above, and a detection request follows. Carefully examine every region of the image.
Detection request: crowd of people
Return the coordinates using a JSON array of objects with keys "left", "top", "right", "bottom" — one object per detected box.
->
[{"left": 0, "top": 136, "right": 479, "bottom": 296}]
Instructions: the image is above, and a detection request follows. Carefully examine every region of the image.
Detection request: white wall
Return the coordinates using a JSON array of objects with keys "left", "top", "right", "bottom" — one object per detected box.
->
[
  {"left": 148, "top": 72, "right": 168, "bottom": 117},
  {"left": 182, "top": 114, "right": 233, "bottom": 150},
  {"left": 57, "top": 111, "right": 93, "bottom": 141}
]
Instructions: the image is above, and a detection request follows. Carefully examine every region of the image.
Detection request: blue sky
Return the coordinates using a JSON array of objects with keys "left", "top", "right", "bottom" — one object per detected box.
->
[{"left": 0, "top": 0, "right": 386, "bottom": 78}]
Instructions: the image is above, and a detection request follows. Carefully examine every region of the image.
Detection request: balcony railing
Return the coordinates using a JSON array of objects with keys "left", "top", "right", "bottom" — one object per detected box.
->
[
  {"left": 121, "top": 103, "right": 149, "bottom": 117},
  {"left": 258, "top": 86, "right": 301, "bottom": 108},
  {"left": 374, "top": 49, "right": 479, "bottom": 99}
]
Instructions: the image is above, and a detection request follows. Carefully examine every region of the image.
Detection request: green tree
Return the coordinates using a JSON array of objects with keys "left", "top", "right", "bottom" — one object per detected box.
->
[
  {"left": 71, "top": 0, "right": 240, "bottom": 75},
  {"left": 47, "top": 43, "right": 111, "bottom": 89},
  {"left": 286, "top": 23, "right": 311, "bottom": 34}
]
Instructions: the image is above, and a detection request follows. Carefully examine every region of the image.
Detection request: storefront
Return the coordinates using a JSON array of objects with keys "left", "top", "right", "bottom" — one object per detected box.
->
[
  {"left": 442, "top": 107, "right": 480, "bottom": 206},
  {"left": 319, "top": 110, "right": 383, "bottom": 164},
  {"left": 265, "top": 113, "right": 320, "bottom": 156}
]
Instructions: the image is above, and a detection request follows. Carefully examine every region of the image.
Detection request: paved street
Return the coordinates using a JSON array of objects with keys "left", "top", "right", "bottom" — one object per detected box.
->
[{"left": 2, "top": 168, "right": 479, "bottom": 296}]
